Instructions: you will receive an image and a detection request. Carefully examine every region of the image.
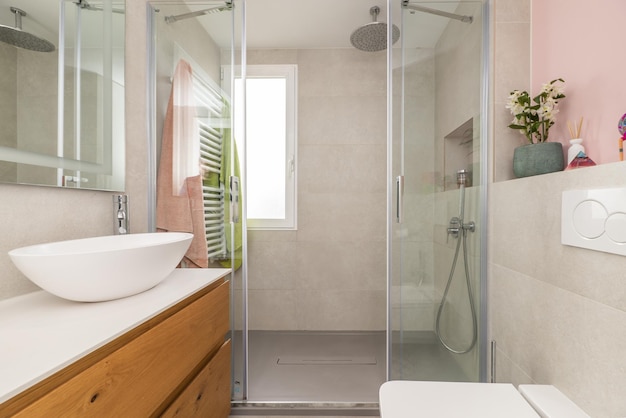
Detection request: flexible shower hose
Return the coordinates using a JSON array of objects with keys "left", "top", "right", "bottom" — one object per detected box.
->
[{"left": 435, "top": 213, "right": 478, "bottom": 355}]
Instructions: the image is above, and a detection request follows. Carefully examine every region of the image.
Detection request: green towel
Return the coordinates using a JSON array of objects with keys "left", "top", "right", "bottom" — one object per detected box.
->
[
  {"left": 202, "top": 100, "right": 242, "bottom": 270},
  {"left": 219, "top": 123, "right": 243, "bottom": 270}
]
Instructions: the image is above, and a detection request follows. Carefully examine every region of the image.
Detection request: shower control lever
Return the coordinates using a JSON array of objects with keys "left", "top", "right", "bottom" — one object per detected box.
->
[
  {"left": 447, "top": 217, "right": 475, "bottom": 242},
  {"left": 447, "top": 217, "right": 461, "bottom": 241}
]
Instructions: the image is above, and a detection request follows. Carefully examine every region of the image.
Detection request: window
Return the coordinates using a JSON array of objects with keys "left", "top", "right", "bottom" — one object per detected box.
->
[{"left": 231, "top": 65, "right": 297, "bottom": 230}]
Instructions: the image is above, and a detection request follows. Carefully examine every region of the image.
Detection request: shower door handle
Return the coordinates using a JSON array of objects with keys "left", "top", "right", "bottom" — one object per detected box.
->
[
  {"left": 230, "top": 176, "right": 240, "bottom": 223},
  {"left": 396, "top": 175, "right": 404, "bottom": 223}
]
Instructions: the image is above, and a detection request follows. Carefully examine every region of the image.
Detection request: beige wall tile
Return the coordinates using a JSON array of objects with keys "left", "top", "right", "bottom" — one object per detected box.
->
[
  {"left": 247, "top": 230, "right": 297, "bottom": 243},
  {"left": 493, "top": 346, "right": 535, "bottom": 386},
  {"left": 298, "top": 192, "right": 386, "bottom": 243},
  {"left": 247, "top": 241, "right": 298, "bottom": 290},
  {"left": 298, "top": 144, "right": 386, "bottom": 194},
  {"left": 248, "top": 289, "right": 299, "bottom": 330},
  {"left": 494, "top": 22, "right": 531, "bottom": 102},
  {"left": 296, "top": 289, "right": 386, "bottom": 331},
  {"left": 490, "top": 262, "right": 626, "bottom": 417},
  {"left": 495, "top": 0, "right": 531, "bottom": 23},
  {"left": 298, "top": 49, "right": 386, "bottom": 98},
  {"left": 491, "top": 167, "right": 626, "bottom": 312},
  {"left": 247, "top": 48, "right": 298, "bottom": 65},
  {"left": 298, "top": 96, "right": 386, "bottom": 146},
  {"left": 493, "top": 19, "right": 531, "bottom": 183},
  {"left": 296, "top": 241, "right": 386, "bottom": 292}
]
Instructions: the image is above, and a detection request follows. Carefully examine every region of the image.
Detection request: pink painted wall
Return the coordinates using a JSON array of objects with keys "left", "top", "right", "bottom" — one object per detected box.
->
[{"left": 532, "top": 0, "right": 626, "bottom": 164}]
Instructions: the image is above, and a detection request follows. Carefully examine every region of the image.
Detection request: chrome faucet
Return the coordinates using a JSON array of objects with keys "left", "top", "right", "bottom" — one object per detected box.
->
[
  {"left": 447, "top": 169, "right": 475, "bottom": 242},
  {"left": 113, "top": 195, "right": 129, "bottom": 235}
]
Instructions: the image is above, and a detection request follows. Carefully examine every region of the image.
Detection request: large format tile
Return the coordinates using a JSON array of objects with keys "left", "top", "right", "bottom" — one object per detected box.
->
[
  {"left": 296, "top": 241, "right": 386, "bottom": 292},
  {"left": 491, "top": 170, "right": 626, "bottom": 313},
  {"left": 247, "top": 241, "right": 298, "bottom": 290},
  {"left": 490, "top": 263, "right": 626, "bottom": 418},
  {"left": 248, "top": 290, "right": 299, "bottom": 330},
  {"left": 297, "top": 192, "right": 386, "bottom": 243},
  {"left": 295, "top": 290, "right": 386, "bottom": 331},
  {"left": 495, "top": 0, "right": 530, "bottom": 23},
  {"left": 298, "top": 144, "right": 386, "bottom": 194},
  {"left": 298, "top": 96, "right": 386, "bottom": 146}
]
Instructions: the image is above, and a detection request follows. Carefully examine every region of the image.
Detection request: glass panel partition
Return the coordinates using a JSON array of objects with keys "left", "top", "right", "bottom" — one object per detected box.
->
[
  {"left": 390, "top": 0, "right": 487, "bottom": 383},
  {"left": 146, "top": 0, "right": 242, "bottom": 397}
]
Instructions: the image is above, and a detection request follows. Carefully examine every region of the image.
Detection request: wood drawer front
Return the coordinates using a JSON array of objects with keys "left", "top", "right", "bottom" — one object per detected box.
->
[
  {"left": 13, "top": 280, "right": 230, "bottom": 418},
  {"left": 161, "top": 339, "right": 231, "bottom": 418}
]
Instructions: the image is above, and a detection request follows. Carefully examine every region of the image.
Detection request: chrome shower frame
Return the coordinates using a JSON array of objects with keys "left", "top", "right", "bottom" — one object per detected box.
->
[
  {"left": 76, "top": 0, "right": 125, "bottom": 15},
  {"left": 402, "top": 0, "right": 473, "bottom": 24},
  {"left": 164, "top": 1, "right": 233, "bottom": 24}
]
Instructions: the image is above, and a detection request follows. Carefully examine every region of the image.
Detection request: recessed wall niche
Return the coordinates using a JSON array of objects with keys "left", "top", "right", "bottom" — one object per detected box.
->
[{"left": 444, "top": 118, "right": 474, "bottom": 190}]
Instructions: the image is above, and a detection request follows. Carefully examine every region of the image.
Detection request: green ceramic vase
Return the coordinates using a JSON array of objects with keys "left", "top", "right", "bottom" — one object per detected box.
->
[{"left": 513, "top": 142, "right": 564, "bottom": 178}]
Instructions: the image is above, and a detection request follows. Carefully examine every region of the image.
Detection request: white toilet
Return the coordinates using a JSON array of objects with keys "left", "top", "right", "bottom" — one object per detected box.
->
[{"left": 379, "top": 381, "right": 590, "bottom": 418}]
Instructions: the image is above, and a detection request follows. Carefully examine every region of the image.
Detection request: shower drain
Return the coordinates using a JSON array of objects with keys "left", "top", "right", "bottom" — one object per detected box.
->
[{"left": 276, "top": 356, "right": 377, "bottom": 365}]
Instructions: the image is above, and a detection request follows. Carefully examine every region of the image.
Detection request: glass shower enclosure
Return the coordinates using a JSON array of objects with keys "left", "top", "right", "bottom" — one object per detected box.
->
[{"left": 147, "top": 0, "right": 489, "bottom": 410}]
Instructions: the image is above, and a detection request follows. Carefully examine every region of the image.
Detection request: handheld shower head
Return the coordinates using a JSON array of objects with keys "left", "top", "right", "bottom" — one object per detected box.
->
[
  {"left": 0, "top": 7, "right": 55, "bottom": 52},
  {"left": 456, "top": 169, "right": 469, "bottom": 187}
]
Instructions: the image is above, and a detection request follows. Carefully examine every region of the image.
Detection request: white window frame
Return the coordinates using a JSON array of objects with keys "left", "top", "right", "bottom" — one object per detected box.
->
[{"left": 224, "top": 64, "right": 298, "bottom": 230}]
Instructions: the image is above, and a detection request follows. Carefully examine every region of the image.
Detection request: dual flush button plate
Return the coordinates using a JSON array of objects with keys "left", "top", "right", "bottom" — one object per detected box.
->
[{"left": 562, "top": 188, "right": 626, "bottom": 256}]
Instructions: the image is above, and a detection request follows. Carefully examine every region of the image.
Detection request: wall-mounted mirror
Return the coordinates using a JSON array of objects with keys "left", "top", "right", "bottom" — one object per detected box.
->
[{"left": 0, "top": 0, "right": 125, "bottom": 191}]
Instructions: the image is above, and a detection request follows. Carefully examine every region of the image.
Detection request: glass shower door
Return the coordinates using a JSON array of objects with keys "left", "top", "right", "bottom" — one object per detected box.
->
[
  {"left": 146, "top": 0, "right": 243, "bottom": 401},
  {"left": 389, "top": 0, "right": 487, "bottom": 383}
]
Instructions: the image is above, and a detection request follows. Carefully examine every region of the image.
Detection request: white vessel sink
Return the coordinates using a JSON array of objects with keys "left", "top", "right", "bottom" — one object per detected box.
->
[{"left": 8, "top": 232, "right": 193, "bottom": 302}]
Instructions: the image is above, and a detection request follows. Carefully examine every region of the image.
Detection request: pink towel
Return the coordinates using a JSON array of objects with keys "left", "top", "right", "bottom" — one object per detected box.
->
[{"left": 156, "top": 60, "right": 208, "bottom": 268}]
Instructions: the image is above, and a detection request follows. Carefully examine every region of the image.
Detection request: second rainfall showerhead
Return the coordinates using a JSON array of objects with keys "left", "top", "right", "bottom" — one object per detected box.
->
[
  {"left": 0, "top": 7, "right": 55, "bottom": 52},
  {"left": 350, "top": 6, "right": 400, "bottom": 52}
]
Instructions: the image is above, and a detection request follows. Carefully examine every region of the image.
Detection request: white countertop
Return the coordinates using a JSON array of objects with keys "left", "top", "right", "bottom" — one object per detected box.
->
[
  {"left": 379, "top": 381, "right": 540, "bottom": 418},
  {"left": 0, "top": 268, "right": 230, "bottom": 404}
]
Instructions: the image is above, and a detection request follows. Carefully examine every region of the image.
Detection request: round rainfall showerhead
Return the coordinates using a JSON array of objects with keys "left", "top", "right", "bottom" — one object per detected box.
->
[
  {"left": 0, "top": 7, "right": 55, "bottom": 52},
  {"left": 350, "top": 6, "right": 400, "bottom": 52}
]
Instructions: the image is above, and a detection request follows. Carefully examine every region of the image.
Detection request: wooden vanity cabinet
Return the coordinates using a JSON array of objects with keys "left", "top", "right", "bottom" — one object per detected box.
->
[{"left": 1, "top": 278, "right": 231, "bottom": 418}]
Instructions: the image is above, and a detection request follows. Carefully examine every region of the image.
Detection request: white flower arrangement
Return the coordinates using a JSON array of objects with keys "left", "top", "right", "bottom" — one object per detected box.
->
[{"left": 506, "top": 79, "right": 566, "bottom": 144}]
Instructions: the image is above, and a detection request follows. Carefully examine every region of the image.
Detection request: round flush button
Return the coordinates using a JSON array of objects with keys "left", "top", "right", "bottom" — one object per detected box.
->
[
  {"left": 572, "top": 200, "right": 607, "bottom": 239},
  {"left": 605, "top": 212, "right": 626, "bottom": 243}
]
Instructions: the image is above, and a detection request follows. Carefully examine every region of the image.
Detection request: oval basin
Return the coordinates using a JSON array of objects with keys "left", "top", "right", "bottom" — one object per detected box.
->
[{"left": 8, "top": 232, "right": 193, "bottom": 302}]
